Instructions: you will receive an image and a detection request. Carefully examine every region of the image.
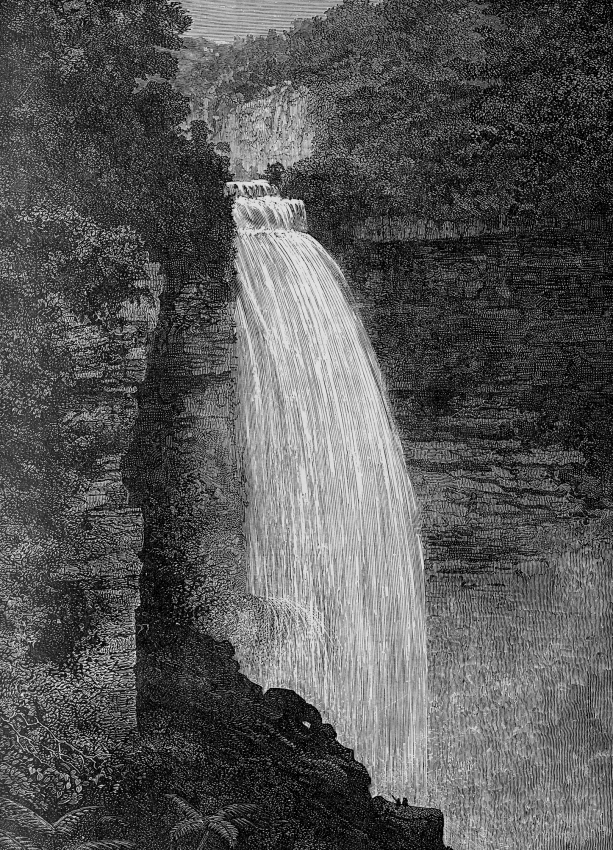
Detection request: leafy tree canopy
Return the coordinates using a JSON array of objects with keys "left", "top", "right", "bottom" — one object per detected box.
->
[{"left": 177, "top": 0, "right": 613, "bottom": 223}]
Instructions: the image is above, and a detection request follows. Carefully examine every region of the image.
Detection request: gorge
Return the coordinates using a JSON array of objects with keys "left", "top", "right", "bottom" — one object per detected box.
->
[{"left": 4, "top": 5, "right": 613, "bottom": 849}]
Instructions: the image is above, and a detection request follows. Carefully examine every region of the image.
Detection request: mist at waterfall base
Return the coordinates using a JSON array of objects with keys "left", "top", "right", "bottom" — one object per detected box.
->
[{"left": 227, "top": 180, "right": 428, "bottom": 801}]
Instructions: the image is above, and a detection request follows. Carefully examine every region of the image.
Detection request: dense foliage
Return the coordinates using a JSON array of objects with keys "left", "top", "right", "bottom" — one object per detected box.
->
[
  {"left": 177, "top": 0, "right": 613, "bottom": 224},
  {"left": 471, "top": 0, "right": 613, "bottom": 219},
  {"left": 0, "top": 0, "right": 234, "bottom": 813}
]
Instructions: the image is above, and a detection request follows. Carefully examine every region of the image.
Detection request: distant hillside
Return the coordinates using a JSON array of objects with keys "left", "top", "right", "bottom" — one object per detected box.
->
[{"left": 174, "top": 32, "right": 292, "bottom": 123}]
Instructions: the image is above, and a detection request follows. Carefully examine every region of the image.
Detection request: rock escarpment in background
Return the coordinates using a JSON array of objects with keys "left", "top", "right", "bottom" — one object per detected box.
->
[
  {"left": 326, "top": 222, "right": 613, "bottom": 584},
  {"left": 191, "top": 85, "right": 313, "bottom": 179}
]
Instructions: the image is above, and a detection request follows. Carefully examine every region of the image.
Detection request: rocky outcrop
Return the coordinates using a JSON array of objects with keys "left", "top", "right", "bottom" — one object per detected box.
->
[
  {"left": 208, "top": 85, "right": 313, "bottom": 178},
  {"left": 0, "top": 262, "right": 163, "bottom": 738},
  {"left": 127, "top": 630, "right": 449, "bottom": 850},
  {"left": 60, "top": 264, "right": 163, "bottom": 734},
  {"left": 326, "top": 225, "right": 613, "bottom": 586},
  {"left": 123, "top": 262, "right": 247, "bottom": 666}
]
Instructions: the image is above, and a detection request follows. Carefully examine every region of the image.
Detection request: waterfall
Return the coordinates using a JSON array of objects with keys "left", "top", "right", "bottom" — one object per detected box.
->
[{"left": 228, "top": 180, "right": 427, "bottom": 800}]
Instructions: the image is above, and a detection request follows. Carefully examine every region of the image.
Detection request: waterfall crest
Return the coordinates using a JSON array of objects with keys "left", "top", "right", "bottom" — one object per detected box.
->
[{"left": 230, "top": 181, "right": 427, "bottom": 800}]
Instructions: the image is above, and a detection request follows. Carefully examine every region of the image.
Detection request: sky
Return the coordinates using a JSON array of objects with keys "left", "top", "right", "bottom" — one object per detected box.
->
[{"left": 181, "top": 0, "right": 342, "bottom": 42}]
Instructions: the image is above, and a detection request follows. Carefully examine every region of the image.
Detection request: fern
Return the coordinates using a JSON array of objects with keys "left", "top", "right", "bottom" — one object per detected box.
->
[
  {"left": 53, "top": 808, "right": 99, "bottom": 838},
  {"left": 0, "top": 800, "right": 54, "bottom": 838},
  {"left": 170, "top": 821, "right": 205, "bottom": 843},
  {"left": 166, "top": 796, "right": 258, "bottom": 850},
  {"left": 165, "top": 797, "right": 202, "bottom": 824},
  {"left": 206, "top": 820, "right": 238, "bottom": 848},
  {"left": 0, "top": 832, "right": 39, "bottom": 850},
  {"left": 229, "top": 819, "right": 255, "bottom": 832},
  {"left": 0, "top": 801, "right": 129, "bottom": 850},
  {"left": 73, "top": 841, "right": 135, "bottom": 850}
]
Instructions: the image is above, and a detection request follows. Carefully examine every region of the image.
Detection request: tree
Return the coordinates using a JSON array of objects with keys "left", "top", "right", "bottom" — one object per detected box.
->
[
  {"left": 281, "top": 0, "right": 493, "bottom": 222},
  {"left": 262, "top": 163, "right": 286, "bottom": 191},
  {"left": 467, "top": 0, "right": 613, "bottom": 218},
  {"left": 285, "top": 0, "right": 613, "bottom": 222}
]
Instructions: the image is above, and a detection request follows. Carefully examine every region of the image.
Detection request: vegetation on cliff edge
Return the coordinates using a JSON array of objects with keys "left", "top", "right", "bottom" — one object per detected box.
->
[
  {"left": 176, "top": 0, "right": 613, "bottom": 224},
  {"left": 0, "top": 0, "right": 234, "bottom": 814}
]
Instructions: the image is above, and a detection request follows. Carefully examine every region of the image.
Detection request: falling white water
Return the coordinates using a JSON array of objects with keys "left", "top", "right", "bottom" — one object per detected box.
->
[{"left": 229, "top": 181, "right": 427, "bottom": 800}]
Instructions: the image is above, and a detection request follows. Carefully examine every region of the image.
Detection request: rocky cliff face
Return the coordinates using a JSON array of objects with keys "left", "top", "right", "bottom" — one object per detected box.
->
[
  {"left": 322, "top": 224, "right": 613, "bottom": 850},
  {"left": 124, "top": 263, "right": 246, "bottom": 660},
  {"left": 207, "top": 85, "right": 313, "bottom": 179},
  {"left": 0, "top": 262, "right": 162, "bottom": 739},
  {"left": 59, "top": 264, "right": 163, "bottom": 734},
  {"left": 0, "top": 239, "right": 450, "bottom": 845}
]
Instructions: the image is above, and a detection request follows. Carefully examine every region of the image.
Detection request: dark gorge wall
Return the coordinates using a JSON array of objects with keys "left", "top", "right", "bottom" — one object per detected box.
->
[
  {"left": 6, "top": 209, "right": 609, "bottom": 848},
  {"left": 331, "top": 222, "right": 613, "bottom": 577},
  {"left": 14, "top": 213, "right": 603, "bottom": 850},
  {"left": 325, "top": 223, "right": 613, "bottom": 850},
  {"left": 123, "top": 262, "right": 247, "bottom": 714},
  {"left": 102, "top": 221, "right": 611, "bottom": 850}
]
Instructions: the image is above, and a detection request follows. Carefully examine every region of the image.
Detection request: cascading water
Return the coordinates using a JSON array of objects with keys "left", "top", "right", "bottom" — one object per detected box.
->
[{"left": 228, "top": 180, "right": 427, "bottom": 800}]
